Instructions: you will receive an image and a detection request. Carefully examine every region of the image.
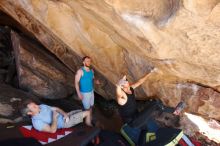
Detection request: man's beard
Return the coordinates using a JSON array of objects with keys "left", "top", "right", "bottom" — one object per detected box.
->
[{"left": 85, "top": 64, "right": 90, "bottom": 68}]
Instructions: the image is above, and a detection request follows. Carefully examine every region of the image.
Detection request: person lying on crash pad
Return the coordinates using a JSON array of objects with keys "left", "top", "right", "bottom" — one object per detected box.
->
[{"left": 21, "top": 100, "right": 92, "bottom": 133}]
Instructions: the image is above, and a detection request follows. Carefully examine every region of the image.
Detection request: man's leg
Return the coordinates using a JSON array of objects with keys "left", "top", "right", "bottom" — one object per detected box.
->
[
  {"left": 63, "top": 111, "right": 92, "bottom": 128},
  {"left": 81, "top": 91, "right": 94, "bottom": 125},
  {"left": 89, "top": 91, "right": 95, "bottom": 119},
  {"left": 83, "top": 110, "right": 92, "bottom": 126},
  {"left": 81, "top": 92, "right": 91, "bottom": 110},
  {"left": 90, "top": 91, "right": 95, "bottom": 108},
  {"left": 82, "top": 91, "right": 94, "bottom": 123},
  {"left": 67, "top": 109, "right": 82, "bottom": 116}
]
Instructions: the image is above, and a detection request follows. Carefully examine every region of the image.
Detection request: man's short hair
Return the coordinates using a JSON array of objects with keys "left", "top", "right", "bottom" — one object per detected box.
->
[
  {"left": 82, "top": 56, "right": 90, "bottom": 61},
  {"left": 20, "top": 99, "right": 34, "bottom": 116}
]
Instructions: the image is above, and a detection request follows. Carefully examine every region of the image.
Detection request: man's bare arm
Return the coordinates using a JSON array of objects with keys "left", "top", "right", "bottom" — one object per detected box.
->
[
  {"left": 41, "top": 111, "right": 58, "bottom": 133},
  {"left": 75, "top": 69, "right": 83, "bottom": 100}
]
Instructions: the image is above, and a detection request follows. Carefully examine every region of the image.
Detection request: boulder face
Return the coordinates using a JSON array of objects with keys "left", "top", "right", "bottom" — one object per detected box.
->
[
  {"left": 0, "top": 83, "right": 38, "bottom": 123},
  {"left": 11, "top": 31, "right": 75, "bottom": 99},
  {"left": 104, "top": 0, "right": 180, "bottom": 25},
  {"left": 0, "top": 0, "right": 220, "bottom": 120}
]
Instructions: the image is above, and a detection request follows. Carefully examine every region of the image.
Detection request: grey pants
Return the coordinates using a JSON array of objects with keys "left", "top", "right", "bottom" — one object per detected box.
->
[{"left": 63, "top": 109, "right": 84, "bottom": 128}]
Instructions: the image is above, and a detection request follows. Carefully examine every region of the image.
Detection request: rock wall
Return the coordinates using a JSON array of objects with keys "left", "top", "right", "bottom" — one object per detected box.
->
[
  {"left": 0, "top": 83, "right": 38, "bottom": 123},
  {"left": 0, "top": 0, "right": 220, "bottom": 120},
  {"left": 11, "top": 31, "right": 75, "bottom": 99}
]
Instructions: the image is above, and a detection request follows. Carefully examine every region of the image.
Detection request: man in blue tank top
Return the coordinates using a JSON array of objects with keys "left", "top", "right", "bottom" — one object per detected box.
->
[{"left": 75, "top": 56, "right": 100, "bottom": 111}]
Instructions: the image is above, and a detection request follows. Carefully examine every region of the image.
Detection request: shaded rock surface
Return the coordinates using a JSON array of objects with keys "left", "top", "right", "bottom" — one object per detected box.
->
[
  {"left": 11, "top": 31, "right": 75, "bottom": 99},
  {"left": 0, "top": 83, "right": 38, "bottom": 123},
  {"left": 0, "top": 26, "right": 18, "bottom": 87},
  {"left": 0, "top": 0, "right": 220, "bottom": 121}
]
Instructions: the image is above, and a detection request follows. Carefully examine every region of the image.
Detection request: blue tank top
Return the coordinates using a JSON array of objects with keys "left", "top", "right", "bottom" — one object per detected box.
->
[{"left": 79, "top": 67, "right": 94, "bottom": 92}]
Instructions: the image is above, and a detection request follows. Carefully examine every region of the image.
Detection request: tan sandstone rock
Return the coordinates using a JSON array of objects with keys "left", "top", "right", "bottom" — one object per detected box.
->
[{"left": 0, "top": 0, "right": 220, "bottom": 120}]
